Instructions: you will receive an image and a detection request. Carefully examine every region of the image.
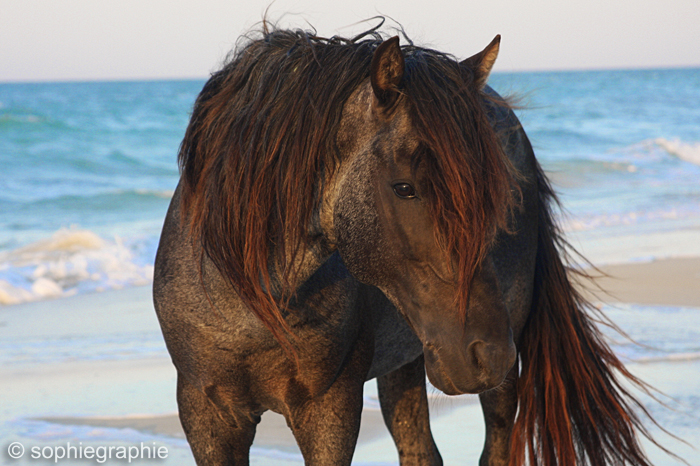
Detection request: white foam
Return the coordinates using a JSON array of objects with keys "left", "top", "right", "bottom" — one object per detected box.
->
[
  {"left": 0, "top": 228, "right": 154, "bottom": 306},
  {"left": 134, "top": 188, "right": 174, "bottom": 199},
  {"left": 654, "top": 138, "right": 700, "bottom": 166},
  {"left": 0, "top": 280, "right": 34, "bottom": 306},
  {"left": 559, "top": 205, "right": 700, "bottom": 234},
  {"left": 567, "top": 227, "right": 700, "bottom": 266},
  {"left": 632, "top": 352, "right": 700, "bottom": 364}
]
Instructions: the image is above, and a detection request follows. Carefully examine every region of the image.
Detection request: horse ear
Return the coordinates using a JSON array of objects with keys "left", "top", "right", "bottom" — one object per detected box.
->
[
  {"left": 461, "top": 35, "right": 500, "bottom": 89},
  {"left": 371, "top": 36, "right": 404, "bottom": 109}
]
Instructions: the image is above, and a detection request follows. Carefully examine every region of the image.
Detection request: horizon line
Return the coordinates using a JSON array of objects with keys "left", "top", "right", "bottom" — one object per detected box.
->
[{"left": 1, "top": 64, "right": 698, "bottom": 85}]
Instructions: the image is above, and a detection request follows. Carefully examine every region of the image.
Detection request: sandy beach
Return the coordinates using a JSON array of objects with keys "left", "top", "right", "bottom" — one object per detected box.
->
[
  {"left": 580, "top": 257, "right": 700, "bottom": 307},
  {"left": 2, "top": 257, "right": 699, "bottom": 465}
]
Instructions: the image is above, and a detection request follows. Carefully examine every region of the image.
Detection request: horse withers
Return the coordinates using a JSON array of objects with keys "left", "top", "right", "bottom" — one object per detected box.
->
[{"left": 154, "top": 26, "right": 661, "bottom": 465}]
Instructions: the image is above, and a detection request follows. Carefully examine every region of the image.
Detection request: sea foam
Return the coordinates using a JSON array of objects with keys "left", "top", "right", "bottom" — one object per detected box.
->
[
  {"left": 654, "top": 138, "right": 700, "bottom": 166},
  {"left": 0, "top": 228, "right": 154, "bottom": 306}
]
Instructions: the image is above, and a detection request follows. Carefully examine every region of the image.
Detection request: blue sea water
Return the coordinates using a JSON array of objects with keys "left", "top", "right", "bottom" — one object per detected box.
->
[
  {"left": 491, "top": 69, "right": 700, "bottom": 250},
  {"left": 0, "top": 81, "right": 196, "bottom": 304},
  {"left": 2, "top": 69, "right": 699, "bottom": 305}
]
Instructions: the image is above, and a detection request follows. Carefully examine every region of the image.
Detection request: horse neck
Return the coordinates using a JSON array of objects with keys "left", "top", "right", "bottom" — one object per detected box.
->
[
  {"left": 275, "top": 196, "right": 338, "bottom": 294},
  {"left": 284, "top": 234, "right": 336, "bottom": 292},
  {"left": 277, "top": 147, "right": 353, "bottom": 293}
]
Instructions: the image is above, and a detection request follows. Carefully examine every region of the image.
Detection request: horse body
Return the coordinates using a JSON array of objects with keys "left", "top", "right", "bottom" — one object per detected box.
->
[{"left": 154, "top": 27, "right": 658, "bottom": 466}]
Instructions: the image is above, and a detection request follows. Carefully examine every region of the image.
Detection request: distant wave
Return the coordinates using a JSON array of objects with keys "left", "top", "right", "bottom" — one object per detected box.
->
[
  {"left": 561, "top": 204, "right": 700, "bottom": 232},
  {"left": 631, "top": 352, "right": 700, "bottom": 364},
  {"left": 45, "top": 152, "right": 178, "bottom": 178},
  {"left": 607, "top": 137, "right": 700, "bottom": 168},
  {"left": 0, "top": 112, "right": 45, "bottom": 127},
  {"left": 609, "top": 342, "right": 700, "bottom": 365},
  {"left": 654, "top": 138, "right": 700, "bottom": 166},
  {"left": 0, "top": 228, "right": 154, "bottom": 306},
  {"left": 134, "top": 188, "right": 175, "bottom": 199},
  {"left": 0, "top": 110, "right": 73, "bottom": 131},
  {"left": 13, "top": 189, "right": 175, "bottom": 211},
  {"left": 0, "top": 332, "right": 168, "bottom": 366}
]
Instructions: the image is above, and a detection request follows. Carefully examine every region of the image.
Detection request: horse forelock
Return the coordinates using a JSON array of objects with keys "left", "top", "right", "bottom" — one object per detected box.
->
[
  {"left": 402, "top": 49, "right": 517, "bottom": 319},
  {"left": 177, "top": 27, "right": 517, "bottom": 348}
]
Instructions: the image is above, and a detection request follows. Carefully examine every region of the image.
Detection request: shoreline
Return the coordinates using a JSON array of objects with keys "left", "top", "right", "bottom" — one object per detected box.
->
[{"left": 2, "top": 256, "right": 698, "bottom": 313}]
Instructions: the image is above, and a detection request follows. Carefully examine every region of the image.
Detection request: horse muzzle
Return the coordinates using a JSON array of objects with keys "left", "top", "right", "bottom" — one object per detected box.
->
[{"left": 423, "top": 338, "right": 517, "bottom": 395}]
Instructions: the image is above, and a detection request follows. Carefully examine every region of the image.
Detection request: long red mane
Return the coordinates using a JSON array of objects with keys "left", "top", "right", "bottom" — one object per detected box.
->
[{"left": 177, "top": 27, "right": 515, "bottom": 350}]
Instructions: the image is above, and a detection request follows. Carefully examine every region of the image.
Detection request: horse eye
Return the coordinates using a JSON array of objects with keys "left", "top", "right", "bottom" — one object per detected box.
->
[{"left": 392, "top": 183, "right": 416, "bottom": 199}]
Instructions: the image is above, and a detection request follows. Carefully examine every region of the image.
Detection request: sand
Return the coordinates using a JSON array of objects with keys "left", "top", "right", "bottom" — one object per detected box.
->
[
  {"left": 37, "top": 408, "right": 389, "bottom": 451},
  {"left": 578, "top": 257, "right": 700, "bottom": 307},
  {"left": 2, "top": 257, "right": 699, "bottom": 465}
]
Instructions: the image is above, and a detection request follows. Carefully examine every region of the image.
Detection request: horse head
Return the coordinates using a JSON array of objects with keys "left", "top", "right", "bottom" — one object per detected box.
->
[{"left": 325, "top": 36, "right": 517, "bottom": 394}]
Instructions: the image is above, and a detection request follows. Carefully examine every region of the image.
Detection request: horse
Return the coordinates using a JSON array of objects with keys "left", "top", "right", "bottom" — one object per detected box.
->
[{"left": 153, "top": 25, "right": 662, "bottom": 465}]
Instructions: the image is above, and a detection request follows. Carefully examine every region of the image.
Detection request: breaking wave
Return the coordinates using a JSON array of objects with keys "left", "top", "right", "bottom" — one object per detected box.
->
[
  {"left": 654, "top": 138, "right": 700, "bottom": 166},
  {"left": 0, "top": 228, "right": 154, "bottom": 306}
]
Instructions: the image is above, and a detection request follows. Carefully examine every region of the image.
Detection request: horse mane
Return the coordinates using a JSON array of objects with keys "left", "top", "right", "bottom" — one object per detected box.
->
[{"left": 177, "top": 25, "right": 515, "bottom": 351}]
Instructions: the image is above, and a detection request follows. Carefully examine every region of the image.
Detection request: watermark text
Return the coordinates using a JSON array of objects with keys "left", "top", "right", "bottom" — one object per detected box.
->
[{"left": 7, "top": 441, "right": 168, "bottom": 463}]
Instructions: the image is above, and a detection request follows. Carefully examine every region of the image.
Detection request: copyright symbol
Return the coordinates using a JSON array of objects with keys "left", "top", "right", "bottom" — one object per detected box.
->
[{"left": 8, "top": 442, "right": 24, "bottom": 459}]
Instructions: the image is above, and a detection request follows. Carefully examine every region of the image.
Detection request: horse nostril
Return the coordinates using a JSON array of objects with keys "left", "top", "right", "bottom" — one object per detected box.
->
[
  {"left": 467, "top": 339, "right": 515, "bottom": 382},
  {"left": 468, "top": 340, "right": 488, "bottom": 373}
]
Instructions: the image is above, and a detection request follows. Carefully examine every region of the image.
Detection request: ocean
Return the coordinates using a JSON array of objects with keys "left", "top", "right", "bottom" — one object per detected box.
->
[
  {"left": 1, "top": 69, "right": 699, "bottom": 464},
  {"left": 0, "top": 80, "right": 194, "bottom": 304}
]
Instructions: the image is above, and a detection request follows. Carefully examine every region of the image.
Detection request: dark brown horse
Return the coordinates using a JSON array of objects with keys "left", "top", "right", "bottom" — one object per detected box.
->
[{"left": 154, "top": 25, "right": 661, "bottom": 465}]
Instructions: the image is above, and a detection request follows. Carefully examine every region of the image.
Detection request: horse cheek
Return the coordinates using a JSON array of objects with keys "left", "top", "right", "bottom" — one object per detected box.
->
[{"left": 333, "top": 195, "right": 389, "bottom": 287}]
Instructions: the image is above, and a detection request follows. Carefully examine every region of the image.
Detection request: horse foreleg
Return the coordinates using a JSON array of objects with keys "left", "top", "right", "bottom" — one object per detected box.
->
[
  {"left": 286, "top": 334, "right": 372, "bottom": 465},
  {"left": 478, "top": 364, "right": 518, "bottom": 466},
  {"left": 377, "top": 354, "right": 442, "bottom": 466},
  {"left": 286, "top": 380, "right": 364, "bottom": 465},
  {"left": 177, "top": 375, "right": 257, "bottom": 466}
]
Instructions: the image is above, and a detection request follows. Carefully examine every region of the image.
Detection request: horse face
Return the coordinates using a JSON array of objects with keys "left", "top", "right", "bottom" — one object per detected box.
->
[{"left": 329, "top": 37, "right": 516, "bottom": 395}]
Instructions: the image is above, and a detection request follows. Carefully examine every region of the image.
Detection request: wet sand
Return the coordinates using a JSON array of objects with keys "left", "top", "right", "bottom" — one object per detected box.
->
[
  {"left": 579, "top": 257, "right": 700, "bottom": 307},
  {"left": 38, "top": 408, "right": 389, "bottom": 451}
]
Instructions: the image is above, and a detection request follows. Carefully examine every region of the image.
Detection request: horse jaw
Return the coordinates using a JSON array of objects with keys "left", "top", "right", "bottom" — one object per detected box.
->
[{"left": 385, "top": 258, "right": 518, "bottom": 395}]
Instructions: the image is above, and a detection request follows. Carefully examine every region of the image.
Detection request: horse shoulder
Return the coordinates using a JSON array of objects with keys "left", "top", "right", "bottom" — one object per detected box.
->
[
  {"left": 154, "top": 184, "right": 274, "bottom": 385},
  {"left": 154, "top": 197, "right": 375, "bottom": 405}
]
